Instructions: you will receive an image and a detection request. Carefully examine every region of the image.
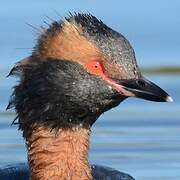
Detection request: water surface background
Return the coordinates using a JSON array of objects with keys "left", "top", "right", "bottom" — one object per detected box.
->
[{"left": 0, "top": 1, "right": 180, "bottom": 180}]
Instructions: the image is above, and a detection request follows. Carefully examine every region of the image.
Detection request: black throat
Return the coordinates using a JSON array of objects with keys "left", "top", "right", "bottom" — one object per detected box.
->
[{"left": 8, "top": 58, "right": 125, "bottom": 137}]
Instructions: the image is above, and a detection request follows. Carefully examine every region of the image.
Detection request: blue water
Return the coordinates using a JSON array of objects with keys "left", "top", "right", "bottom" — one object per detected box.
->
[
  {"left": 0, "top": 1, "right": 180, "bottom": 180},
  {"left": 1, "top": 73, "right": 180, "bottom": 180},
  {"left": 1, "top": 0, "right": 180, "bottom": 68}
]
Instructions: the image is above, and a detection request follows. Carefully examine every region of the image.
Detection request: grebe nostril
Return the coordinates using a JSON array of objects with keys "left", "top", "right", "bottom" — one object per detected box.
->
[
  {"left": 136, "top": 80, "right": 146, "bottom": 87},
  {"left": 4, "top": 12, "right": 172, "bottom": 180}
]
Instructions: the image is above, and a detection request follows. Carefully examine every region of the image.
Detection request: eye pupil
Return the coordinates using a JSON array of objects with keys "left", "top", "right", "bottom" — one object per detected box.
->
[{"left": 85, "top": 60, "right": 104, "bottom": 76}]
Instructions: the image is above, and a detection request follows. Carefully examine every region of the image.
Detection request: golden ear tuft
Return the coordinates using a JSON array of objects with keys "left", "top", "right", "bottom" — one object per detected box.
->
[{"left": 33, "top": 19, "right": 102, "bottom": 66}]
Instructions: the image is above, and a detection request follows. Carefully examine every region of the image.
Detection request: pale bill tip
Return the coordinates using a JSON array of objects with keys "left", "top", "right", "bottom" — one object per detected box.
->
[{"left": 166, "top": 96, "right": 173, "bottom": 102}]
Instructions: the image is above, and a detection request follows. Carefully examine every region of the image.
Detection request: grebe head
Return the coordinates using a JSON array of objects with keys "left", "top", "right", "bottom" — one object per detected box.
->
[
  {"left": 7, "top": 13, "right": 172, "bottom": 180},
  {"left": 8, "top": 13, "right": 172, "bottom": 134}
]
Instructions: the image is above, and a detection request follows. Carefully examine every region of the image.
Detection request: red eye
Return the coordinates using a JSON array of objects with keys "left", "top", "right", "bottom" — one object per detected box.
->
[{"left": 85, "top": 60, "right": 105, "bottom": 77}]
